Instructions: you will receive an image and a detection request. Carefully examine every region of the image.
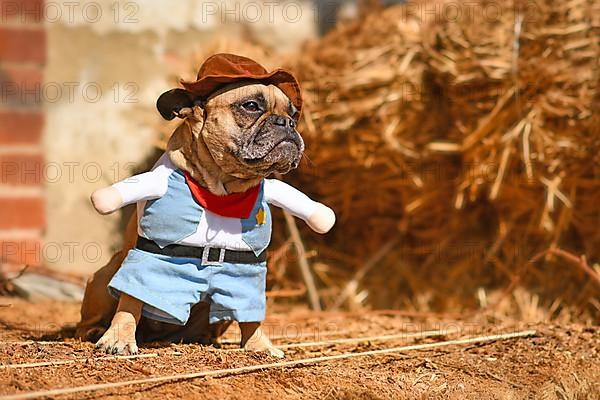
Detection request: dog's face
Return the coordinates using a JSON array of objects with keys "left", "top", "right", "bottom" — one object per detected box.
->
[{"left": 157, "top": 83, "right": 304, "bottom": 179}]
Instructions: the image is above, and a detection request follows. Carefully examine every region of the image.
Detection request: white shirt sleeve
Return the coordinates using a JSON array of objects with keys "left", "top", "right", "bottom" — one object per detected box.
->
[
  {"left": 112, "top": 152, "right": 174, "bottom": 206},
  {"left": 264, "top": 179, "right": 318, "bottom": 221}
]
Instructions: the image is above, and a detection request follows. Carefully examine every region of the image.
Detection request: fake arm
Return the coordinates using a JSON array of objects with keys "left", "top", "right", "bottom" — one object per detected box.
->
[
  {"left": 91, "top": 153, "right": 172, "bottom": 215},
  {"left": 264, "top": 179, "right": 335, "bottom": 234}
]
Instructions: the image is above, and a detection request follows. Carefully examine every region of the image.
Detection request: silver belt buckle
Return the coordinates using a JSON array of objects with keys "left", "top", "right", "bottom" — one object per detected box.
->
[{"left": 202, "top": 246, "right": 225, "bottom": 266}]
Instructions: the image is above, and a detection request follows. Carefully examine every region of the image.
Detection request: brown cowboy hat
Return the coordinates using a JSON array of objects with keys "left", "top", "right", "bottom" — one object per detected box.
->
[{"left": 180, "top": 53, "right": 302, "bottom": 117}]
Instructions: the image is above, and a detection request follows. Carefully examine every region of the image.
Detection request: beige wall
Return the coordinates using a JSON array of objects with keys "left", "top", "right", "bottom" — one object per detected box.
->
[{"left": 43, "top": 0, "right": 316, "bottom": 273}]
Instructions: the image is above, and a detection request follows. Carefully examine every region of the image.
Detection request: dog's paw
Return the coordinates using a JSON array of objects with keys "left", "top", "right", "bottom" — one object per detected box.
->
[
  {"left": 243, "top": 342, "right": 285, "bottom": 358},
  {"left": 95, "top": 327, "right": 138, "bottom": 355},
  {"left": 264, "top": 346, "right": 285, "bottom": 358},
  {"left": 244, "top": 345, "right": 285, "bottom": 358}
]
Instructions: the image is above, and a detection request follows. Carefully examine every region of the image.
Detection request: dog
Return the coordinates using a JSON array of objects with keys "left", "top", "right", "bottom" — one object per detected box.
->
[{"left": 76, "top": 54, "right": 335, "bottom": 357}]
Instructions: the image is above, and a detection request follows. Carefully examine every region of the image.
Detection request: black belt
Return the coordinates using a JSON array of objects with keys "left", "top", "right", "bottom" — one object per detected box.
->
[{"left": 135, "top": 237, "right": 267, "bottom": 264}]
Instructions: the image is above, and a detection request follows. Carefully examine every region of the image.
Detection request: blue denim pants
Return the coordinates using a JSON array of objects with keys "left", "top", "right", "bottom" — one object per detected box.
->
[{"left": 108, "top": 248, "right": 267, "bottom": 325}]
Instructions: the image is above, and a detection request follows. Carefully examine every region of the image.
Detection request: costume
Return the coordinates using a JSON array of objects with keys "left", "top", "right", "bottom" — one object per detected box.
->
[{"left": 108, "top": 153, "right": 317, "bottom": 325}]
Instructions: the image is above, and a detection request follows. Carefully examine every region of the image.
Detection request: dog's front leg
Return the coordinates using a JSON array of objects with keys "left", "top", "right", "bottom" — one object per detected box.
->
[
  {"left": 95, "top": 293, "right": 142, "bottom": 355},
  {"left": 239, "top": 322, "right": 284, "bottom": 358}
]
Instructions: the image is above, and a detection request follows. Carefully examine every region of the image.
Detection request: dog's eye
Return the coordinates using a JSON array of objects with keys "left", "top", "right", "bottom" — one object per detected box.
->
[{"left": 241, "top": 101, "right": 260, "bottom": 112}]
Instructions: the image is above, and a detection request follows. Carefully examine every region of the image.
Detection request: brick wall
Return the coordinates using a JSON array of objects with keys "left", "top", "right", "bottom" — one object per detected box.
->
[{"left": 0, "top": 0, "right": 46, "bottom": 266}]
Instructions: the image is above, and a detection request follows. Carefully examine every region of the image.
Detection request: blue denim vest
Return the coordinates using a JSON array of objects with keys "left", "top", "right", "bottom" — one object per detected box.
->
[{"left": 139, "top": 169, "right": 271, "bottom": 256}]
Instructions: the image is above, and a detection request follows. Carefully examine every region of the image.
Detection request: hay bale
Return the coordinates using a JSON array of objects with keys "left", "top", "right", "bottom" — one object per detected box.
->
[
  {"left": 286, "top": 0, "right": 599, "bottom": 314},
  {"left": 424, "top": 0, "right": 599, "bottom": 263}
]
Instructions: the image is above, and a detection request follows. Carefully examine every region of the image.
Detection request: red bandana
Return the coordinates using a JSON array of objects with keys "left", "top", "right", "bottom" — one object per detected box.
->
[{"left": 184, "top": 172, "right": 260, "bottom": 219}]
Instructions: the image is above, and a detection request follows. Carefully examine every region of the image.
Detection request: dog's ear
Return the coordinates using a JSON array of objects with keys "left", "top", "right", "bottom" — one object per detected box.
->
[{"left": 156, "top": 89, "right": 197, "bottom": 120}]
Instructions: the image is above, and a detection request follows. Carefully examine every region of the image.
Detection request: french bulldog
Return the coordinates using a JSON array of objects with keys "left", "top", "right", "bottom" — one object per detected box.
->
[{"left": 82, "top": 79, "right": 335, "bottom": 358}]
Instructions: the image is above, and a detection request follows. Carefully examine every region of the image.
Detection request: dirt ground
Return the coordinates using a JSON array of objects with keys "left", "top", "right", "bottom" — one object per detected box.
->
[{"left": 0, "top": 299, "right": 598, "bottom": 399}]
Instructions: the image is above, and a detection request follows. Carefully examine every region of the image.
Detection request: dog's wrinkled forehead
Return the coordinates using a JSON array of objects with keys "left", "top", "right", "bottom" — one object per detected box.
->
[{"left": 206, "top": 82, "right": 297, "bottom": 118}]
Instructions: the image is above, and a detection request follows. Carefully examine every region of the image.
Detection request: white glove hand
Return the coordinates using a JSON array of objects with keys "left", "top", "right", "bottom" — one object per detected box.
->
[
  {"left": 307, "top": 203, "right": 336, "bottom": 234},
  {"left": 91, "top": 186, "right": 124, "bottom": 215}
]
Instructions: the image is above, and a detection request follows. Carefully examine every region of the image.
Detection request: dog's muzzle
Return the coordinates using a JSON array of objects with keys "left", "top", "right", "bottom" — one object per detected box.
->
[{"left": 240, "top": 115, "right": 304, "bottom": 173}]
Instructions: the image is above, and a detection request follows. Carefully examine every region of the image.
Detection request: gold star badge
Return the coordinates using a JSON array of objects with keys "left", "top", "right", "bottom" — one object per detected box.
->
[{"left": 256, "top": 208, "right": 266, "bottom": 225}]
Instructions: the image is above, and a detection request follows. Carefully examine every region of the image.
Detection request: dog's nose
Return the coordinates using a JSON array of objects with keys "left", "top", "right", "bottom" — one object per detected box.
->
[
  {"left": 271, "top": 115, "right": 296, "bottom": 129},
  {"left": 273, "top": 116, "right": 287, "bottom": 126}
]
